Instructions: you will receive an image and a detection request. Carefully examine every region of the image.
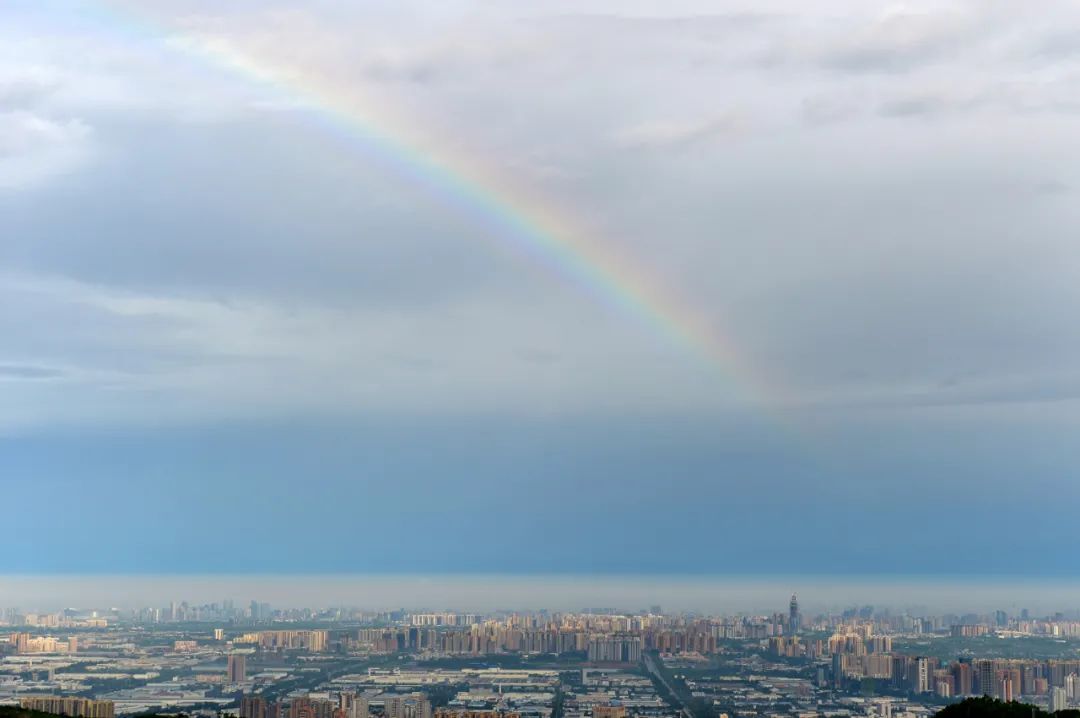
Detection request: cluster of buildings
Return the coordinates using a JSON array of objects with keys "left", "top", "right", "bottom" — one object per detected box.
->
[
  {"left": 338, "top": 667, "right": 558, "bottom": 716},
  {"left": 819, "top": 622, "right": 1080, "bottom": 703},
  {"left": 245, "top": 667, "right": 673, "bottom": 718},
  {"left": 18, "top": 696, "right": 115, "bottom": 718},
  {"left": 235, "top": 630, "right": 330, "bottom": 652},
  {"left": 586, "top": 637, "right": 643, "bottom": 664},
  {"left": 563, "top": 669, "right": 669, "bottom": 718},
  {"left": 664, "top": 651, "right": 939, "bottom": 718},
  {"left": 350, "top": 614, "right": 759, "bottom": 659},
  {"left": 6, "top": 634, "right": 79, "bottom": 655},
  {"left": 240, "top": 692, "right": 434, "bottom": 718},
  {"left": 8, "top": 595, "right": 1080, "bottom": 718},
  {"left": 35, "top": 602, "right": 392, "bottom": 627},
  {"left": 409, "top": 615, "right": 482, "bottom": 628},
  {"left": 1, "top": 611, "right": 108, "bottom": 630}
]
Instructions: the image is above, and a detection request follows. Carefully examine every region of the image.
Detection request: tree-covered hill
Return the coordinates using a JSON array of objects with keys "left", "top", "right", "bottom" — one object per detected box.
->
[
  {"left": 0, "top": 709, "right": 176, "bottom": 718},
  {"left": 0, "top": 708, "right": 71, "bottom": 718},
  {"left": 935, "top": 697, "right": 1080, "bottom": 718}
]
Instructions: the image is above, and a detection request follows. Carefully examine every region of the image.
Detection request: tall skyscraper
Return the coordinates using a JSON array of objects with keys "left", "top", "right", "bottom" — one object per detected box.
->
[
  {"left": 914, "top": 657, "right": 931, "bottom": 694},
  {"left": 976, "top": 660, "right": 996, "bottom": 697},
  {"left": 1052, "top": 687, "right": 1068, "bottom": 713},
  {"left": 1067, "top": 673, "right": 1080, "bottom": 700},
  {"left": 789, "top": 594, "right": 800, "bottom": 633},
  {"left": 242, "top": 695, "right": 268, "bottom": 718},
  {"left": 228, "top": 654, "right": 247, "bottom": 682},
  {"left": 340, "top": 693, "right": 369, "bottom": 718},
  {"left": 953, "top": 661, "right": 973, "bottom": 696}
]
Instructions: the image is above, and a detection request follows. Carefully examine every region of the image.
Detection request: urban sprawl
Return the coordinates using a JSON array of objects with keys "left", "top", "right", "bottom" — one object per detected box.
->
[{"left": 4, "top": 596, "right": 1080, "bottom": 718}]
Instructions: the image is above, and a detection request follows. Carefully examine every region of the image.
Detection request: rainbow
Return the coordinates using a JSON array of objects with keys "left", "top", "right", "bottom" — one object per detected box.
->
[{"left": 85, "top": 2, "right": 784, "bottom": 407}]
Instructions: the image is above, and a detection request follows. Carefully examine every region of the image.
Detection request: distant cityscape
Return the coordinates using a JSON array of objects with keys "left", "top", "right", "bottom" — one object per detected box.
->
[{"left": 5, "top": 594, "right": 1080, "bottom": 718}]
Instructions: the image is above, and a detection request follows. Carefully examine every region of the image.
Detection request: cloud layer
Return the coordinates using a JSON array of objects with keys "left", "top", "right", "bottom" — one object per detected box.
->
[
  {"left": 1, "top": 0, "right": 1077, "bottom": 429},
  {"left": 3, "top": 0, "right": 1080, "bottom": 575}
]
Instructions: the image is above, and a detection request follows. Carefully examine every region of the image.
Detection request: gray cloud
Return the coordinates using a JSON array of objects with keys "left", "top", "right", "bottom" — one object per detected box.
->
[
  {"left": 1034, "top": 30, "right": 1080, "bottom": 61},
  {"left": 877, "top": 95, "right": 947, "bottom": 118},
  {"left": 0, "top": 364, "right": 64, "bottom": 380},
  {"left": 825, "top": 372, "right": 1080, "bottom": 411},
  {"left": 0, "top": 72, "right": 59, "bottom": 109},
  {"left": 0, "top": 110, "right": 91, "bottom": 189},
  {"left": 0, "top": 55, "right": 92, "bottom": 188},
  {"left": 810, "top": 6, "right": 1009, "bottom": 75},
  {"left": 0, "top": 110, "right": 88, "bottom": 158},
  {"left": 800, "top": 92, "right": 864, "bottom": 126},
  {"left": 613, "top": 113, "right": 743, "bottom": 150},
  {"left": 1034, "top": 179, "right": 1070, "bottom": 195},
  {"left": 1, "top": 0, "right": 1080, "bottom": 429}
]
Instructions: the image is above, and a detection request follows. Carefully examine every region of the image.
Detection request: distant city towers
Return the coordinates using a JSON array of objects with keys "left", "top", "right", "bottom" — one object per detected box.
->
[{"left": 789, "top": 593, "right": 800, "bottom": 633}]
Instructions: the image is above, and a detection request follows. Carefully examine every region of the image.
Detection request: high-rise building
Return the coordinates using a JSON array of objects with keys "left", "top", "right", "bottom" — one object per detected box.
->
[
  {"left": 832, "top": 653, "right": 845, "bottom": 688},
  {"left": 250, "top": 630, "right": 328, "bottom": 652},
  {"left": 789, "top": 594, "right": 800, "bottom": 633},
  {"left": 587, "top": 635, "right": 642, "bottom": 663},
  {"left": 385, "top": 694, "right": 431, "bottom": 718},
  {"left": 1067, "top": 673, "right": 1080, "bottom": 700},
  {"left": 914, "top": 657, "right": 931, "bottom": 694},
  {"left": 242, "top": 696, "right": 268, "bottom": 718},
  {"left": 953, "top": 662, "right": 973, "bottom": 696},
  {"left": 1051, "top": 687, "right": 1068, "bottom": 713},
  {"left": 227, "top": 654, "right": 247, "bottom": 682},
  {"left": 869, "top": 636, "right": 892, "bottom": 653},
  {"left": 289, "top": 698, "right": 313, "bottom": 718},
  {"left": 339, "top": 693, "right": 368, "bottom": 718},
  {"left": 215, "top": 628, "right": 225, "bottom": 641},
  {"left": 308, "top": 630, "right": 328, "bottom": 653},
  {"left": 977, "top": 660, "right": 996, "bottom": 697}
]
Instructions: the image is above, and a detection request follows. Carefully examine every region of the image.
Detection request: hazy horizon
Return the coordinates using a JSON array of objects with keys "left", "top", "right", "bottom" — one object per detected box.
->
[{"left": 6, "top": 574, "right": 1080, "bottom": 616}]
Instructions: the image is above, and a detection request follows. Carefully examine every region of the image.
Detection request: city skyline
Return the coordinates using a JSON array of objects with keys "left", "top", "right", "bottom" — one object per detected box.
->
[
  {"left": 7, "top": 595, "right": 1080, "bottom": 716},
  {"left": 7, "top": 577, "right": 1080, "bottom": 615}
]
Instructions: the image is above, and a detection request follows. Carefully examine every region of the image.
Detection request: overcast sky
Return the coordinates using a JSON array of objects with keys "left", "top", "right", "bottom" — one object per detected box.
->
[{"left": 3, "top": 0, "right": 1080, "bottom": 576}]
